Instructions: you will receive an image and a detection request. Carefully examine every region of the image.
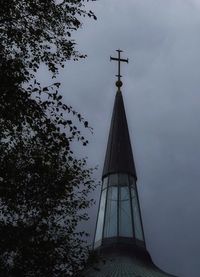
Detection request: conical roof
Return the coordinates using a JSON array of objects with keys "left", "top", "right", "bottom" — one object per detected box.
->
[
  {"left": 85, "top": 253, "right": 176, "bottom": 277},
  {"left": 102, "top": 89, "right": 137, "bottom": 179}
]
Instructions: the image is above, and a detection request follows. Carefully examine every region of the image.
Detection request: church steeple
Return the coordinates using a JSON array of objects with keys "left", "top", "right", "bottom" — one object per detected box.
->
[
  {"left": 94, "top": 50, "right": 145, "bottom": 251},
  {"left": 86, "top": 51, "right": 177, "bottom": 277},
  {"left": 102, "top": 88, "right": 137, "bottom": 179},
  {"left": 103, "top": 49, "right": 136, "bottom": 179}
]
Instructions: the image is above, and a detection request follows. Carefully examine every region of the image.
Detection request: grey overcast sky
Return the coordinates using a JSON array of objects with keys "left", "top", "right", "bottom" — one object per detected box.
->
[{"left": 40, "top": 1, "right": 200, "bottom": 276}]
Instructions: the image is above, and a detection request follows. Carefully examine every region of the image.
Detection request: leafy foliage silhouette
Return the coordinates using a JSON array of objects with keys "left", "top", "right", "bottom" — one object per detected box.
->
[{"left": 0, "top": 0, "right": 97, "bottom": 276}]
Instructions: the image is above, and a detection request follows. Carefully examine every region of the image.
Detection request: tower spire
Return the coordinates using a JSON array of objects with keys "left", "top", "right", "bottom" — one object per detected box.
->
[
  {"left": 94, "top": 50, "right": 145, "bottom": 251},
  {"left": 87, "top": 51, "right": 177, "bottom": 277},
  {"left": 103, "top": 50, "right": 136, "bottom": 179},
  {"left": 110, "top": 49, "right": 128, "bottom": 89}
]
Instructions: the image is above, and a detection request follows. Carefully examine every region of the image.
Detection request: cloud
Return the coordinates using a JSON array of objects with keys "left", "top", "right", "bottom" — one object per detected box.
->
[{"left": 45, "top": 1, "right": 200, "bottom": 276}]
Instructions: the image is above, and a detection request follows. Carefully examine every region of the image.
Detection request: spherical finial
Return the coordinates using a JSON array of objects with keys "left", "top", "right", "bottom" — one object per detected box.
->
[{"left": 116, "top": 80, "right": 123, "bottom": 88}]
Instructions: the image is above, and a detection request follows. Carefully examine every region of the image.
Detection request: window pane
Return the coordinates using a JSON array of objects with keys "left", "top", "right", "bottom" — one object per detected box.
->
[
  {"left": 94, "top": 188, "right": 107, "bottom": 246},
  {"left": 108, "top": 174, "right": 118, "bottom": 187},
  {"left": 131, "top": 186, "right": 144, "bottom": 241},
  {"left": 119, "top": 186, "right": 133, "bottom": 237},
  {"left": 104, "top": 186, "right": 118, "bottom": 237},
  {"left": 102, "top": 177, "right": 108, "bottom": 190},
  {"left": 118, "top": 174, "right": 129, "bottom": 186}
]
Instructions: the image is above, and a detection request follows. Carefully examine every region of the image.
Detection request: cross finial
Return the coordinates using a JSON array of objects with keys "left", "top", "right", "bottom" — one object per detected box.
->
[{"left": 110, "top": 49, "right": 128, "bottom": 89}]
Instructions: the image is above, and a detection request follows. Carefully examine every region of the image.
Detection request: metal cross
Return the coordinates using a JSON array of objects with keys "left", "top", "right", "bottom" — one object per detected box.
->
[{"left": 110, "top": 49, "right": 128, "bottom": 83}]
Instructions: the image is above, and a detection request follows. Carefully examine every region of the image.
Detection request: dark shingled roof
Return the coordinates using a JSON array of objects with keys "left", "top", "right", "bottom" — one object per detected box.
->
[
  {"left": 85, "top": 255, "right": 176, "bottom": 277},
  {"left": 85, "top": 242, "right": 177, "bottom": 277},
  {"left": 102, "top": 89, "right": 137, "bottom": 179}
]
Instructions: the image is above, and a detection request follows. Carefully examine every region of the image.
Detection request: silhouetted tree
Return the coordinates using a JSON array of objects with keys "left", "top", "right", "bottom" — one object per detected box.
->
[{"left": 0, "top": 1, "right": 96, "bottom": 276}]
